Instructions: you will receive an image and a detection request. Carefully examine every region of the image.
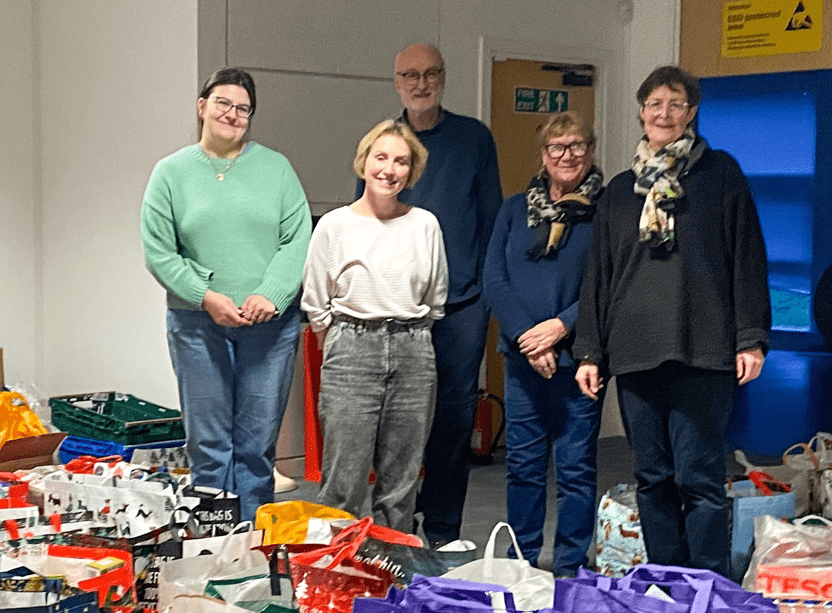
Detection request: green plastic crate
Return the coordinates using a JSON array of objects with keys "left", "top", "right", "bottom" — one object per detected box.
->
[{"left": 50, "top": 392, "right": 185, "bottom": 445}]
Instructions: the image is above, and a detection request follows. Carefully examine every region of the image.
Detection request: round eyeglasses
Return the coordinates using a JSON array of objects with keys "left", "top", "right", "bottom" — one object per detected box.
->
[
  {"left": 545, "top": 141, "right": 590, "bottom": 159},
  {"left": 210, "top": 96, "right": 253, "bottom": 118},
  {"left": 396, "top": 68, "right": 444, "bottom": 86}
]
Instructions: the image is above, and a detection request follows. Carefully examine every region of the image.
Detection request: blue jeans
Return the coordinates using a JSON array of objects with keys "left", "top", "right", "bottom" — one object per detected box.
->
[
  {"left": 417, "top": 294, "right": 490, "bottom": 543},
  {"left": 616, "top": 361, "right": 735, "bottom": 577},
  {"left": 166, "top": 307, "right": 301, "bottom": 521},
  {"left": 317, "top": 318, "right": 436, "bottom": 533},
  {"left": 504, "top": 351, "right": 602, "bottom": 574}
]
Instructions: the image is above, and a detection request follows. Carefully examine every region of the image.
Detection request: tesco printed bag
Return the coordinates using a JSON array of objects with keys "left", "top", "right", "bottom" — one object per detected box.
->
[{"left": 743, "top": 515, "right": 832, "bottom": 601}]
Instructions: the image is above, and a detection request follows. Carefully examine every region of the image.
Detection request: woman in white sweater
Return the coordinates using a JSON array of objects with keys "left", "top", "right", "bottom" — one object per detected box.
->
[{"left": 302, "top": 120, "right": 448, "bottom": 532}]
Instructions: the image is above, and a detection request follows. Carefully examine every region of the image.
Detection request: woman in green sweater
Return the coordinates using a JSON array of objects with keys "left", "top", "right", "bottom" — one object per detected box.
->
[{"left": 141, "top": 68, "right": 312, "bottom": 521}]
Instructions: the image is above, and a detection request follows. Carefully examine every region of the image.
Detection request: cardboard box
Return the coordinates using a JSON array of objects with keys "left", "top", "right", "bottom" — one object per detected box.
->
[{"left": 0, "top": 432, "right": 67, "bottom": 471}]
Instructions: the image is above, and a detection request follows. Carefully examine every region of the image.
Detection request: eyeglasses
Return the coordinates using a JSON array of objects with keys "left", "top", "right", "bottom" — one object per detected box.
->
[
  {"left": 396, "top": 68, "right": 444, "bottom": 86},
  {"left": 210, "top": 96, "right": 253, "bottom": 118},
  {"left": 641, "top": 100, "right": 689, "bottom": 117},
  {"left": 545, "top": 141, "right": 590, "bottom": 158}
]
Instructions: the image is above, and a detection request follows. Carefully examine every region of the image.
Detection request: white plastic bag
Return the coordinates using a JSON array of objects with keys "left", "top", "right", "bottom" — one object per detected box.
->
[
  {"left": 164, "top": 593, "right": 251, "bottom": 612},
  {"left": 157, "top": 521, "right": 268, "bottom": 612},
  {"left": 742, "top": 514, "right": 832, "bottom": 601},
  {"left": 441, "top": 522, "right": 554, "bottom": 610}
]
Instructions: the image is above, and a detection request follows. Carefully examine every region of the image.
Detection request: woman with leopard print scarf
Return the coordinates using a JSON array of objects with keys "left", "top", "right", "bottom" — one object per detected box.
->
[
  {"left": 574, "top": 66, "right": 771, "bottom": 578},
  {"left": 483, "top": 111, "right": 604, "bottom": 577}
]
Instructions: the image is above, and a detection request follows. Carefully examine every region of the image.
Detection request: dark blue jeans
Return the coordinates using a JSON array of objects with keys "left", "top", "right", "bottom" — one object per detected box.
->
[
  {"left": 616, "top": 361, "right": 735, "bottom": 577},
  {"left": 417, "top": 294, "right": 489, "bottom": 543},
  {"left": 166, "top": 306, "right": 301, "bottom": 521},
  {"left": 504, "top": 351, "right": 602, "bottom": 574}
]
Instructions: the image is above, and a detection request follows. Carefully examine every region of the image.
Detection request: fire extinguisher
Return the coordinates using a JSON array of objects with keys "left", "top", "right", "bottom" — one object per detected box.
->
[{"left": 470, "top": 390, "right": 505, "bottom": 465}]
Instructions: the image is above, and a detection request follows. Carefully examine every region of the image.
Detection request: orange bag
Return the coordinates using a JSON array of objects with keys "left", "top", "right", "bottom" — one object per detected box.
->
[
  {"left": 0, "top": 391, "right": 47, "bottom": 449},
  {"left": 255, "top": 500, "right": 355, "bottom": 545}
]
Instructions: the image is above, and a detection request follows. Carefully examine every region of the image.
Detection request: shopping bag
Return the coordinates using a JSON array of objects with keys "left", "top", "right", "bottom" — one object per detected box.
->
[
  {"left": 0, "top": 497, "right": 41, "bottom": 527},
  {"left": 43, "top": 474, "right": 168, "bottom": 535},
  {"left": 289, "top": 519, "right": 397, "bottom": 613},
  {"left": 0, "top": 567, "right": 100, "bottom": 612},
  {"left": 205, "top": 547, "right": 296, "bottom": 613},
  {"left": 0, "top": 471, "right": 30, "bottom": 500},
  {"left": 157, "top": 521, "right": 268, "bottom": 612},
  {"left": 441, "top": 522, "right": 554, "bottom": 611},
  {"left": 255, "top": 500, "right": 355, "bottom": 545},
  {"left": 183, "top": 485, "right": 240, "bottom": 536},
  {"left": 355, "top": 536, "right": 475, "bottom": 587},
  {"left": 164, "top": 593, "right": 252, "bottom": 612},
  {"left": 328, "top": 516, "right": 470, "bottom": 587},
  {"left": 819, "top": 469, "right": 832, "bottom": 520},
  {"left": 728, "top": 478, "right": 796, "bottom": 583},
  {"left": 734, "top": 450, "right": 814, "bottom": 517},
  {"left": 566, "top": 565, "right": 778, "bottom": 613},
  {"left": 742, "top": 514, "right": 832, "bottom": 601},
  {"left": 19, "top": 544, "right": 136, "bottom": 612},
  {"left": 595, "top": 484, "right": 648, "bottom": 577},
  {"left": 0, "top": 510, "right": 110, "bottom": 541},
  {"left": 0, "top": 391, "right": 48, "bottom": 448},
  {"left": 354, "top": 574, "right": 518, "bottom": 613}
]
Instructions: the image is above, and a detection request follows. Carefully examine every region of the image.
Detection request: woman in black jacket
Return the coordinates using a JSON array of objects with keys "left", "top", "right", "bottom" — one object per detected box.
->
[{"left": 573, "top": 66, "right": 771, "bottom": 577}]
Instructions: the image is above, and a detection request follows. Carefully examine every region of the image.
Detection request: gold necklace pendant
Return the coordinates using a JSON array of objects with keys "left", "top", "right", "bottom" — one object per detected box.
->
[{"left": 207, "top": 150, "right": 240, "bottom": 181}]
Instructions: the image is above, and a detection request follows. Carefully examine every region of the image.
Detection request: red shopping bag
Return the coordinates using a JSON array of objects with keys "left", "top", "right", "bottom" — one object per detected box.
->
[
  {"left": 47, "top": 544, "right": 136, "bottom": 612},
  {"left": 289, "top": 518, "right": 397, "bottom": 613}
]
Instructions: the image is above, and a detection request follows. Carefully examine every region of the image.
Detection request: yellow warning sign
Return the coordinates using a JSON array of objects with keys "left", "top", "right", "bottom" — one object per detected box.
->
[{"left": 722, "top": 0, "right": 823, "bottom": 57}]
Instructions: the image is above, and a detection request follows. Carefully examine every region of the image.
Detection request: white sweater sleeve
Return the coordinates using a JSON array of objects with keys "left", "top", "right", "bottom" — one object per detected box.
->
[{"left": 300, "top": 218, "right": 334, "bottom": 333}]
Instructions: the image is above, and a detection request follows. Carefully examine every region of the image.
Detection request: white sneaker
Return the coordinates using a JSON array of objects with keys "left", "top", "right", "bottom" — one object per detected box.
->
[{"left": 273, "top": 467, "right": 298, "bottom": 494}]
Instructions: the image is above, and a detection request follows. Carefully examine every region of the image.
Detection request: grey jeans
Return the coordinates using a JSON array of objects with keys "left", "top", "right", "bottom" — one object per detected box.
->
[{"left": 317, "top": 318, "right": 437, "bottom": 533}]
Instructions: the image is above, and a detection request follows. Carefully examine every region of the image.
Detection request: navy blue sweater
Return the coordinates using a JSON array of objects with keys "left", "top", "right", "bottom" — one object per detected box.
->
[
  {"left": 357, "top": 109, "right": 503, "bottom": 304},
  {"left": 483, "top": 192, "right": 597, "bottom": 370}
]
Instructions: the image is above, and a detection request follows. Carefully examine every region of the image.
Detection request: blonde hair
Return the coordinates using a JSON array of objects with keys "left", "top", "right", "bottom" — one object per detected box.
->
[
  {"left": 537, "top": 111, "right": 596, "bottom": 149},
  {"left": 353, "top": 120, "right": 429, "bottom": 189}
]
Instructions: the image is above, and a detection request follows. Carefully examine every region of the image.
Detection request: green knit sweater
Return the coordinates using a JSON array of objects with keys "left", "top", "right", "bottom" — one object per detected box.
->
[{"left": 141, "top": 143, "right": 311, "bottom": 313}]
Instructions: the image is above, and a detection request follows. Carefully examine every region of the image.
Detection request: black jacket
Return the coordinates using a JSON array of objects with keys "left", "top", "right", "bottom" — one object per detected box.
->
[{"left": 573, "top": 147, "right": 771, "bottom": 375}]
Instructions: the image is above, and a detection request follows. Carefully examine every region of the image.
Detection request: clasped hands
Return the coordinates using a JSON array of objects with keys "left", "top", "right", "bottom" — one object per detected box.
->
[
  {"left": 202, "top": 290, "right": 276, "bottom": 327},
  {"left": 518, "top": 318, "right": 569, "bottom": 380}
]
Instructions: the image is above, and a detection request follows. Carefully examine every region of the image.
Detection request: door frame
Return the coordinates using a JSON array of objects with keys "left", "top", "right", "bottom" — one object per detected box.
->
[{"left": 477, "top": 36, "right": 617, "bottom": 178}]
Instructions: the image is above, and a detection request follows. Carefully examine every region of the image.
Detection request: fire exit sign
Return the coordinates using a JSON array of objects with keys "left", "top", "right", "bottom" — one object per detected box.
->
[{"left": 514, "top": 88, "right": 569, "bottom": 113}]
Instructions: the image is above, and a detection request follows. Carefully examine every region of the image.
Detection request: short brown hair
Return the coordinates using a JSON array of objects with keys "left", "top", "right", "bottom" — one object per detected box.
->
[
  {"left": 537, "top": 111, "right": 596, "bottom": 150},
  {"left": 636, "top": 65, "right": 701, "bottom": 107},
  {"left": 353, "top": 120, "right": 429, "bottom": 189}
]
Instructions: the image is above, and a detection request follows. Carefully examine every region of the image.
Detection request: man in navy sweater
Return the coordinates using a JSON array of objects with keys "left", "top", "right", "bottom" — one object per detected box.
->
[{"left": 358, "top": 43, "right": 503, "bottom": 545}]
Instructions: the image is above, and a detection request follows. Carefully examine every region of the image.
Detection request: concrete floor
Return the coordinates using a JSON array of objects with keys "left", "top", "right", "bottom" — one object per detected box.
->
[{"left": 274, "top": 435, "right": 637, "bottom": 572}]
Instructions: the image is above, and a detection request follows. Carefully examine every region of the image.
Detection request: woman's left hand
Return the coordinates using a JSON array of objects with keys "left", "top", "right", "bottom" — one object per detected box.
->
[
  {"left": 241, "top": 294, "right": 276, "bottom": 324},
  {"left": 528, "top": 347, "right": 557, "bottom": 379},
  {"left": 736, "top": 348, "right": 765, "bottom": 385},
  {"left": 518, "top": 318, "right": 569, "bottom": 356}
]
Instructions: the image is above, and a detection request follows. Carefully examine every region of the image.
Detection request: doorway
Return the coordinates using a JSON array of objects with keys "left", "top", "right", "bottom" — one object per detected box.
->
[{"left": 485, "top": 58, "right": 598, "bottom": 403}]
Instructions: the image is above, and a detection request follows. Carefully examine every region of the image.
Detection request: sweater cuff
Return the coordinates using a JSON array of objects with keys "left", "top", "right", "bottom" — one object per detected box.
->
[
  {"left": 252, "top": 281, "right": 298, "bottom": 314},
  {"left": 736, "top": 328, "right": 770, "bottom": 355},
  {"left": 572, "top": 343, "right": 603, "bottom": 367},
  {"left": 179, "top": 261, "right": 213, "bottom": 307}
]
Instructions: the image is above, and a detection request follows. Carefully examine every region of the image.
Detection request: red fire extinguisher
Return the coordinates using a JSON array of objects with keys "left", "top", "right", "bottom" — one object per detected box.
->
[{"left": 470, "top": 390, "right": 505, "bottom": 464}]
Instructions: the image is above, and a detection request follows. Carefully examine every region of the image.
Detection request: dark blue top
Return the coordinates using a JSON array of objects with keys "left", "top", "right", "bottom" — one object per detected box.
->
[
  {"left": 483, "top": 192, "right": 597, "bottom": 370},
  {"left": 357, "top": 109, "right": 503, "bottom": 304}
]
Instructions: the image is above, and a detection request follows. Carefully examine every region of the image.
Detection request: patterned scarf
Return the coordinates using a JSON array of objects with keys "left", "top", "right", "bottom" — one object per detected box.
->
[
  {"left": 632, "top": 128, "right": 707, "bottom": 251},
  {"left": 525, "top": 165, "right": 604, "bottom": 259}
]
